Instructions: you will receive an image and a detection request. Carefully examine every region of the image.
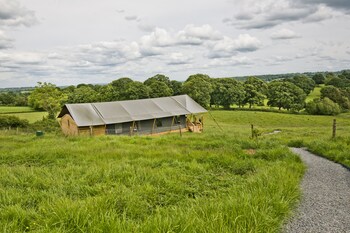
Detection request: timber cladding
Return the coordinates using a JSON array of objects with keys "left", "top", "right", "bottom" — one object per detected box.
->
[
  {"left": 60, "top": 114, "right": 105, "bottom": 136},
  {"left": 60, "top": 114, "right": 79, "bottom": 136}
]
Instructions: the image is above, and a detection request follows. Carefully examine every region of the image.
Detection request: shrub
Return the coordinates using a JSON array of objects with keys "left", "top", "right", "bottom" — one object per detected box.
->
[
  {"left": 306, "top": 97, "right": 341, "bottom": 115},
  {"left": 29, "top": 117, "right": 61, "bottom": 133},
  {"left": 0, "top": 115, "right": 29, "bottom": 129}
]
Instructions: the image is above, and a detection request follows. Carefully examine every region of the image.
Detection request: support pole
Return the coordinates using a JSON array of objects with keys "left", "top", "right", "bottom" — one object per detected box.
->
[
  {"left": 332, "top": 119, "right": 336, "bottom": 138},
  {"left": 171, "top": 116, "right": 175, "bottom": 132},
  {"left": 152, "top": 119, "right": 156, "bottom": 135}
]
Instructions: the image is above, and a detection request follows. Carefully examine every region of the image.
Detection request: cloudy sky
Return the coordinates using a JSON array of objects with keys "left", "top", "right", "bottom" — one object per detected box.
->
[{"left": 0, "top": 0, "right": 349, "bottom": 87}]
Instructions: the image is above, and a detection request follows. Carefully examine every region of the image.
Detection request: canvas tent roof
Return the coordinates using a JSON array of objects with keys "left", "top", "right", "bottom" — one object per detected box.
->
[{"left": 58, "top": 95, "right": 207, "bottom": 127}]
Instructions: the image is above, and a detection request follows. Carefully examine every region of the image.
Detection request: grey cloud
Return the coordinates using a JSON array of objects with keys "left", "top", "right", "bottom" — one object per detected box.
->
[
  {"left": 300, "top": 0, "right": 350, "bottom": 12},
  {"left": 0, "top": 0, "right": 37, "bottom": 27},
  {"left": 137, "top": 23, "right": 155, "bottom": 32},
  {"left": 125, "top": 15, "right": 139, "bottom": 21},
  {"left": 0, "top": 31, "right": 13, "bottom": 49},
  {"left": 224, "top": 0, "right": 335, "bottom": 29},
  {"left": 235, "top": 13, "right": 254, "bottom": 20}
]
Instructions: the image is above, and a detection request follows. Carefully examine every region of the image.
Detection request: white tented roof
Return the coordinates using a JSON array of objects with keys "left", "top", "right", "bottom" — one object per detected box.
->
[{"left": 58, "top": 95, "right": 207, "bottom": 127}]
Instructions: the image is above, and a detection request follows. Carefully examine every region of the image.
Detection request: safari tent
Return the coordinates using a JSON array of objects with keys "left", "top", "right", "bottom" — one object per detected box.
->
[{"left": 57, "top": 95, "right": 207, "bottom": 136}]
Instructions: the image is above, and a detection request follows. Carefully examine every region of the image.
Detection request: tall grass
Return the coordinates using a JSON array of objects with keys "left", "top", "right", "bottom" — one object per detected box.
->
[{"left": 0, "top": 111, "right": 305, "bottom": 232}]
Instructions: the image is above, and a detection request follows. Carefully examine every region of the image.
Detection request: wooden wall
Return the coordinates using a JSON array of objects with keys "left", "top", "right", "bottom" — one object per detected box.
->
[
  {"left": 60, "top": 114, "right": 79, "bottom": 136},
  {"left": 60, "top": 114, "right": 106, "bottom": 136},
  {"left": 78, "top": 125, "right": 106, "bottom": 136}
]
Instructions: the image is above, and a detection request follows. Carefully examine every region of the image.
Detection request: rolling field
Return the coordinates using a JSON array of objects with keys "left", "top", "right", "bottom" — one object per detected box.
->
[
  {"left": 0, "top": 106, "right": 47, "bottom": 123},
  {"left": 0, "top": 106, "right": 35, "bottom": 114},
  {"left": 0, "top": 111, "right": 306, "bottom": 232}
]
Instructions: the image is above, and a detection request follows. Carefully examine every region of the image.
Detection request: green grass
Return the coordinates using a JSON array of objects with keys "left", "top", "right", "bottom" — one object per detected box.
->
[
  {"left": 2, "top": 112, "right": 48, "bottom": 123},
  {"left": 306, "top": 86, "right": 322, "bottom": 103},
  {"left": 0, "top": 106, "right": 47, "bottom": 123},
  {"left": 0, "top": 106, "right": 36, "bottom": 114},
  {"left": 0, "top": 111, "right": 305, "bottom": 232},
  {"left": 1, "top": 110, "right": 350, "bottom": 232}
]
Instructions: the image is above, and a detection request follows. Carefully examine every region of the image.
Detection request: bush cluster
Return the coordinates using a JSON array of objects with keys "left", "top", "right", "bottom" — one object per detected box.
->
[
  {"left": 305, "top": 98, "right": 341, "bottom": 115},
  {"left": 0, "top": 115, "right": 29, "bottom": 128},
  {"left": 29, "top": 117, "right": 61, "bottom": 133}
]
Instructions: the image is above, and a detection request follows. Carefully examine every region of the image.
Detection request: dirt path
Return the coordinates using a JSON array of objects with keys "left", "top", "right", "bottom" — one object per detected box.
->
[{"left": 283, "top": 148, "right": 350, "bottom": 233}]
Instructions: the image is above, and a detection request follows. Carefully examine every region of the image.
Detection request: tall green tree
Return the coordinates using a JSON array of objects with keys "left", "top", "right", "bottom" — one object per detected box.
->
[
  {"left": 211, "top": 78, "right": 244, "bottom": 109},
  {"left": 320, "top": 86, "right": 350, "bottom": 109},
  {"left": 28, "top": 82, "right": 68, "bottom": 119},
  {"left": 144, "top": 74, "right": 172, "bottom": 88},
  {"left": 311, "top": 73, "right": 325, "bottom": 85},
  {"left": 285, "top": 75, "right": 315, "bottom": 95},
  {"left": 67, "top": 86, "right": 100, "bottom": 103},
  {"left": 182, "top": 74, "right": 213, "bottom": 108},
  {"left": 170, "top": 80, "right": 183, "bottom": 96},
  {"left": 98, "top": 84, "right": 118, "bottom": 102},
  {"left": 243, "top": 77, "right": 267, "bottom": 108},
  {"left": 122, "top": 81, "right": 150, "bottom": 100},
  {"left": 267, "top": 81, "right": 306, "bottom": 111},
  {"left": 148, "top": 81, "right": 173, "bottom": 98}
]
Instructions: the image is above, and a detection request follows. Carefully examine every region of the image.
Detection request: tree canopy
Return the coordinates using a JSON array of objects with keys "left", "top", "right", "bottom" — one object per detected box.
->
[
  {"left": 28, "top": 82, "right": 68, "bottom": 119},
  {"left": 182, "top": 74, "right": 213, "bottom": 108},
  {"left": 267, "top": 81, "right": 306, "bottom": 111}
]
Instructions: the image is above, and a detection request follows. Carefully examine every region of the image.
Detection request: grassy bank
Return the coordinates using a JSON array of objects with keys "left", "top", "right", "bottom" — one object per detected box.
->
[
  {"left": 0, "top": 111, "right": 304, "bottom": 232},
  {"left": 208, "top": 110, "right": 350, "bottom": 167}
]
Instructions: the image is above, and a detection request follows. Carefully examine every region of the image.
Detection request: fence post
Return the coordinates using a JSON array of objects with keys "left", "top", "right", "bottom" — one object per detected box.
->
[
  {"left": 179, "top": 125, "right": 182, "bottom": 137},
  {"left": 251, "top": 124, "right": 254, "bottom": 138},
  {"left": 332, "top": 119, "right": 336, "bottom": 138}
]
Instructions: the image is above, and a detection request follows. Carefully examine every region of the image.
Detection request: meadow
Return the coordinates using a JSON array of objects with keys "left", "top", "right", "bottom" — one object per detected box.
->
[
  {"left": 0, "top": 106, "right": 47, "bottom": 123},
  {"left": 0, "top": 110, "right": 306, "bottom": 233},
  {"left": 1, "top": 105, "right": 350, "bottom": 232}
]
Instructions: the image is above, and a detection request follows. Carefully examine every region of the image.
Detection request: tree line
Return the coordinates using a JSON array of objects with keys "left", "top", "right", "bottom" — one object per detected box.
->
[{"left": 3, "top": 70, "right": 350, "bottom": 119}]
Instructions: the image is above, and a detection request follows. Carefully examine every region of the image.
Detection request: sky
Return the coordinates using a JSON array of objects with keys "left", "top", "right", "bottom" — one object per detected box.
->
[{"left": 0, "top": 0, "right": 349, "bottom": 87}]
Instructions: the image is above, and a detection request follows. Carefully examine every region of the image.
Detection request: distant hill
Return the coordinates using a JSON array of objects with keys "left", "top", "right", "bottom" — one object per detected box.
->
[{"left": 226, "top": 69, "right": 350, "bottom": 82}]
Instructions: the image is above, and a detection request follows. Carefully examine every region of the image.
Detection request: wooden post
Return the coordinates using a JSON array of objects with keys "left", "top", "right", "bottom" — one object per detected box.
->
[
  {"left": 131, "top": 121, "right": 135, "bottom": 136},
  {"left": 152, "top": 119, "right": 156, "bottom": 135},
  {"left": 251, "top": 124, "right": 254, "bottom": 138},
  {"left": 332, "top": 119, "right": 336, "bottom": 138},
  {"left": 179, "top": 125, "right": 182, "bottom": 137},
  {"left": 90, "top": 126, "right": 93, "bottom": 136},
  {"left": 171, "top": 116, "right": 175, "bottom": 132}
]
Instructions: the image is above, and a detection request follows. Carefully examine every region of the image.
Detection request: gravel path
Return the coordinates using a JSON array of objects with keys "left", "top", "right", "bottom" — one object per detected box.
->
[{"left": 283, "top": 148, "right": 350, "bottom": 233}]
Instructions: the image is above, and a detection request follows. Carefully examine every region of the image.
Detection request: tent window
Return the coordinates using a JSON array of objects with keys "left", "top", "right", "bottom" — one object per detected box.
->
[
  {"left": 156, "top": 119, "right": 162, "bottom": 127},
  {"left": 174, "top": 116, "right": 181, "bottom": 124}
]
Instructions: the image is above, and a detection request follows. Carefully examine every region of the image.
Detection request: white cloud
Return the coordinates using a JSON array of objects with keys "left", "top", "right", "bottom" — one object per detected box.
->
[
  {"left": 177, "top": 24, "right": 223, "bottom": 45},
  {"left": 167, "top": 52, "right": 192, "bottom": 65},
  {"left": 271, "top": 28, "right": 300, "bottom": 39},
  {"left": 208, "top": 34, "right": 262, "bottom": 58}
]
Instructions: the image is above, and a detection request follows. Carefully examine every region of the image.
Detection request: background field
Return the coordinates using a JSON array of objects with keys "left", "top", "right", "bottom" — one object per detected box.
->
[{"left": 0, "top": 106, "right": 47, "bottom": 123}]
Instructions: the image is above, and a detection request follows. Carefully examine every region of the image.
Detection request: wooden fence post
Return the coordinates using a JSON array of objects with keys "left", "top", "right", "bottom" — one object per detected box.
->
[
  {"left": 332, "top": 119, "right": 336, "bottom": 138},
  {"left": 179, "top": 125, "right": 182, "bottom": 137}
]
